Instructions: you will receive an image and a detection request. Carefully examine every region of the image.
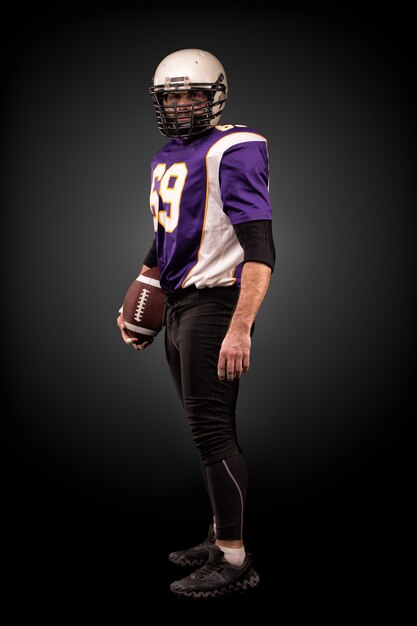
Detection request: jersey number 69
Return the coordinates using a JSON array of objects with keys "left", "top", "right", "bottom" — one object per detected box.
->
[{"left": 149, "top": 162, "right": 188, "bottom": 233}]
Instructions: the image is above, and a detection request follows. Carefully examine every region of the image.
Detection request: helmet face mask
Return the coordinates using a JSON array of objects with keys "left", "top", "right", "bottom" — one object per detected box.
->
[{"left": 149, "top": 49, "right": 228, "bottom": 139}]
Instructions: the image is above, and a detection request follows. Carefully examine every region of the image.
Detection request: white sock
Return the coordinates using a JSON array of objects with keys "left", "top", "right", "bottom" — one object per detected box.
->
[
  {"left": 213, "top": 522, "right": 217, "bottom": 536},
  {"left": 217, "top": 545, "right": 246, "bottom": 567}
]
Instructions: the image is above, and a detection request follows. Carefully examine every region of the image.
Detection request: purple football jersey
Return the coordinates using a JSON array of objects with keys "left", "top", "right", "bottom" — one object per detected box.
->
[{"left": 149, "top": 124, "right": 272, "bottom": 293}]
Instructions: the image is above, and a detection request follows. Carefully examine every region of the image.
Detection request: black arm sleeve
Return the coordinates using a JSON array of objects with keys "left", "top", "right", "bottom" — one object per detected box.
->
[
  {"left": 233, "top": 220, "right": 276, "bottom": 272},
  {"left": 143, "top": 239, "right": 157, "bottom": 267}
]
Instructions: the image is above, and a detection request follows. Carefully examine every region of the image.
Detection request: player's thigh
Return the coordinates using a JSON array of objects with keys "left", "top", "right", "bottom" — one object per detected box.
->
[{"left": 178, "top": 289, "right": 239, "bottom": 402}]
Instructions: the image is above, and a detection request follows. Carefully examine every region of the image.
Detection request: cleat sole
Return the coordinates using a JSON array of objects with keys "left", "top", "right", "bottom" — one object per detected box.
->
[{"left": 170, "top": 568, "right": 260, "bottom": 599}]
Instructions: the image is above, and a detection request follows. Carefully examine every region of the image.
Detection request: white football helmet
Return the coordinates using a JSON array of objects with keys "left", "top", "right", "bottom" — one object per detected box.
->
[{"left": 149, "top": 49, "right": 228, "bottom": 139}]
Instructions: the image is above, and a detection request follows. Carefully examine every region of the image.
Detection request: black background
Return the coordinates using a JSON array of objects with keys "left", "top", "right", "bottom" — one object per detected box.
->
[{"left": 2, "top": 2, "right": 415, "bottom": 616}]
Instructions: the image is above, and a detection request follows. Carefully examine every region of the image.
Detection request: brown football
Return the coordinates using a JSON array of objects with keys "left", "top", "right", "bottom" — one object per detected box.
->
[{"left": 122, "top": 267, "right": 167, "bottom": 344}]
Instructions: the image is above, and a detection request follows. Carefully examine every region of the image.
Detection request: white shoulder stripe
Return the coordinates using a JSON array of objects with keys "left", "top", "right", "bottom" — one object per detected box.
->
[{"left": 206, "top": 131, "right": 267, "bottom": 159}]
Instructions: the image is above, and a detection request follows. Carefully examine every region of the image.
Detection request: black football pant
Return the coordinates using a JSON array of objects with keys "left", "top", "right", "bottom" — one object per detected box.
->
[{"left": 164, "top": 285, "right": 248, "bottom": 541}]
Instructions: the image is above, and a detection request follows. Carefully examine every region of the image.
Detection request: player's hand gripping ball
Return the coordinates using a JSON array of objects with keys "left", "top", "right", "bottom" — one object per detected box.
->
[{"left": 122, "top": 267, "right": 168, "bottom": 345}]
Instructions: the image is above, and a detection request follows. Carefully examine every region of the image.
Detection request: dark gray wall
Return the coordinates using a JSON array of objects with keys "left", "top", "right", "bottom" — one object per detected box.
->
[{"left": 2, "top": 4, "right": 414, "bottom": 612}]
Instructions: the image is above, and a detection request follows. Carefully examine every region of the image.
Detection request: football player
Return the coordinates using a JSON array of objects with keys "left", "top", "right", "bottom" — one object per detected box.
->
[{"left": 117, "top": 48, "right": 275, "bottom": 598}]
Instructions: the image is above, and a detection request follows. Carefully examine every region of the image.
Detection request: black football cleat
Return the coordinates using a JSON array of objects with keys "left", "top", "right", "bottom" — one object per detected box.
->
[
  {"left": 170, "top": 544, "right": 259, "bottom": 599},
  {"left": 168, "top": 525, "right": 216, "bottom": 567}
]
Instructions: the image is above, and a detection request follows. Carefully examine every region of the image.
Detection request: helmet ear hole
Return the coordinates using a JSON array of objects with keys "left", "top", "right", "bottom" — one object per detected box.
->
[{"left": 149, "top": 49, "right": 228, "bottom": 138}]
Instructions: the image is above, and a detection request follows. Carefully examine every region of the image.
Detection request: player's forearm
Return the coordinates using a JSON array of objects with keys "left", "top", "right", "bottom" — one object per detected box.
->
[{"left": 229, "top": 262, "right": 272, "bottom": 333}]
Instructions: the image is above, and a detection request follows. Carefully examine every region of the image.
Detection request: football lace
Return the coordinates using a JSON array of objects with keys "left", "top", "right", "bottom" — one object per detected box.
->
[{"left": 134, "top": 288, "right": 150, "bottom": 322}]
